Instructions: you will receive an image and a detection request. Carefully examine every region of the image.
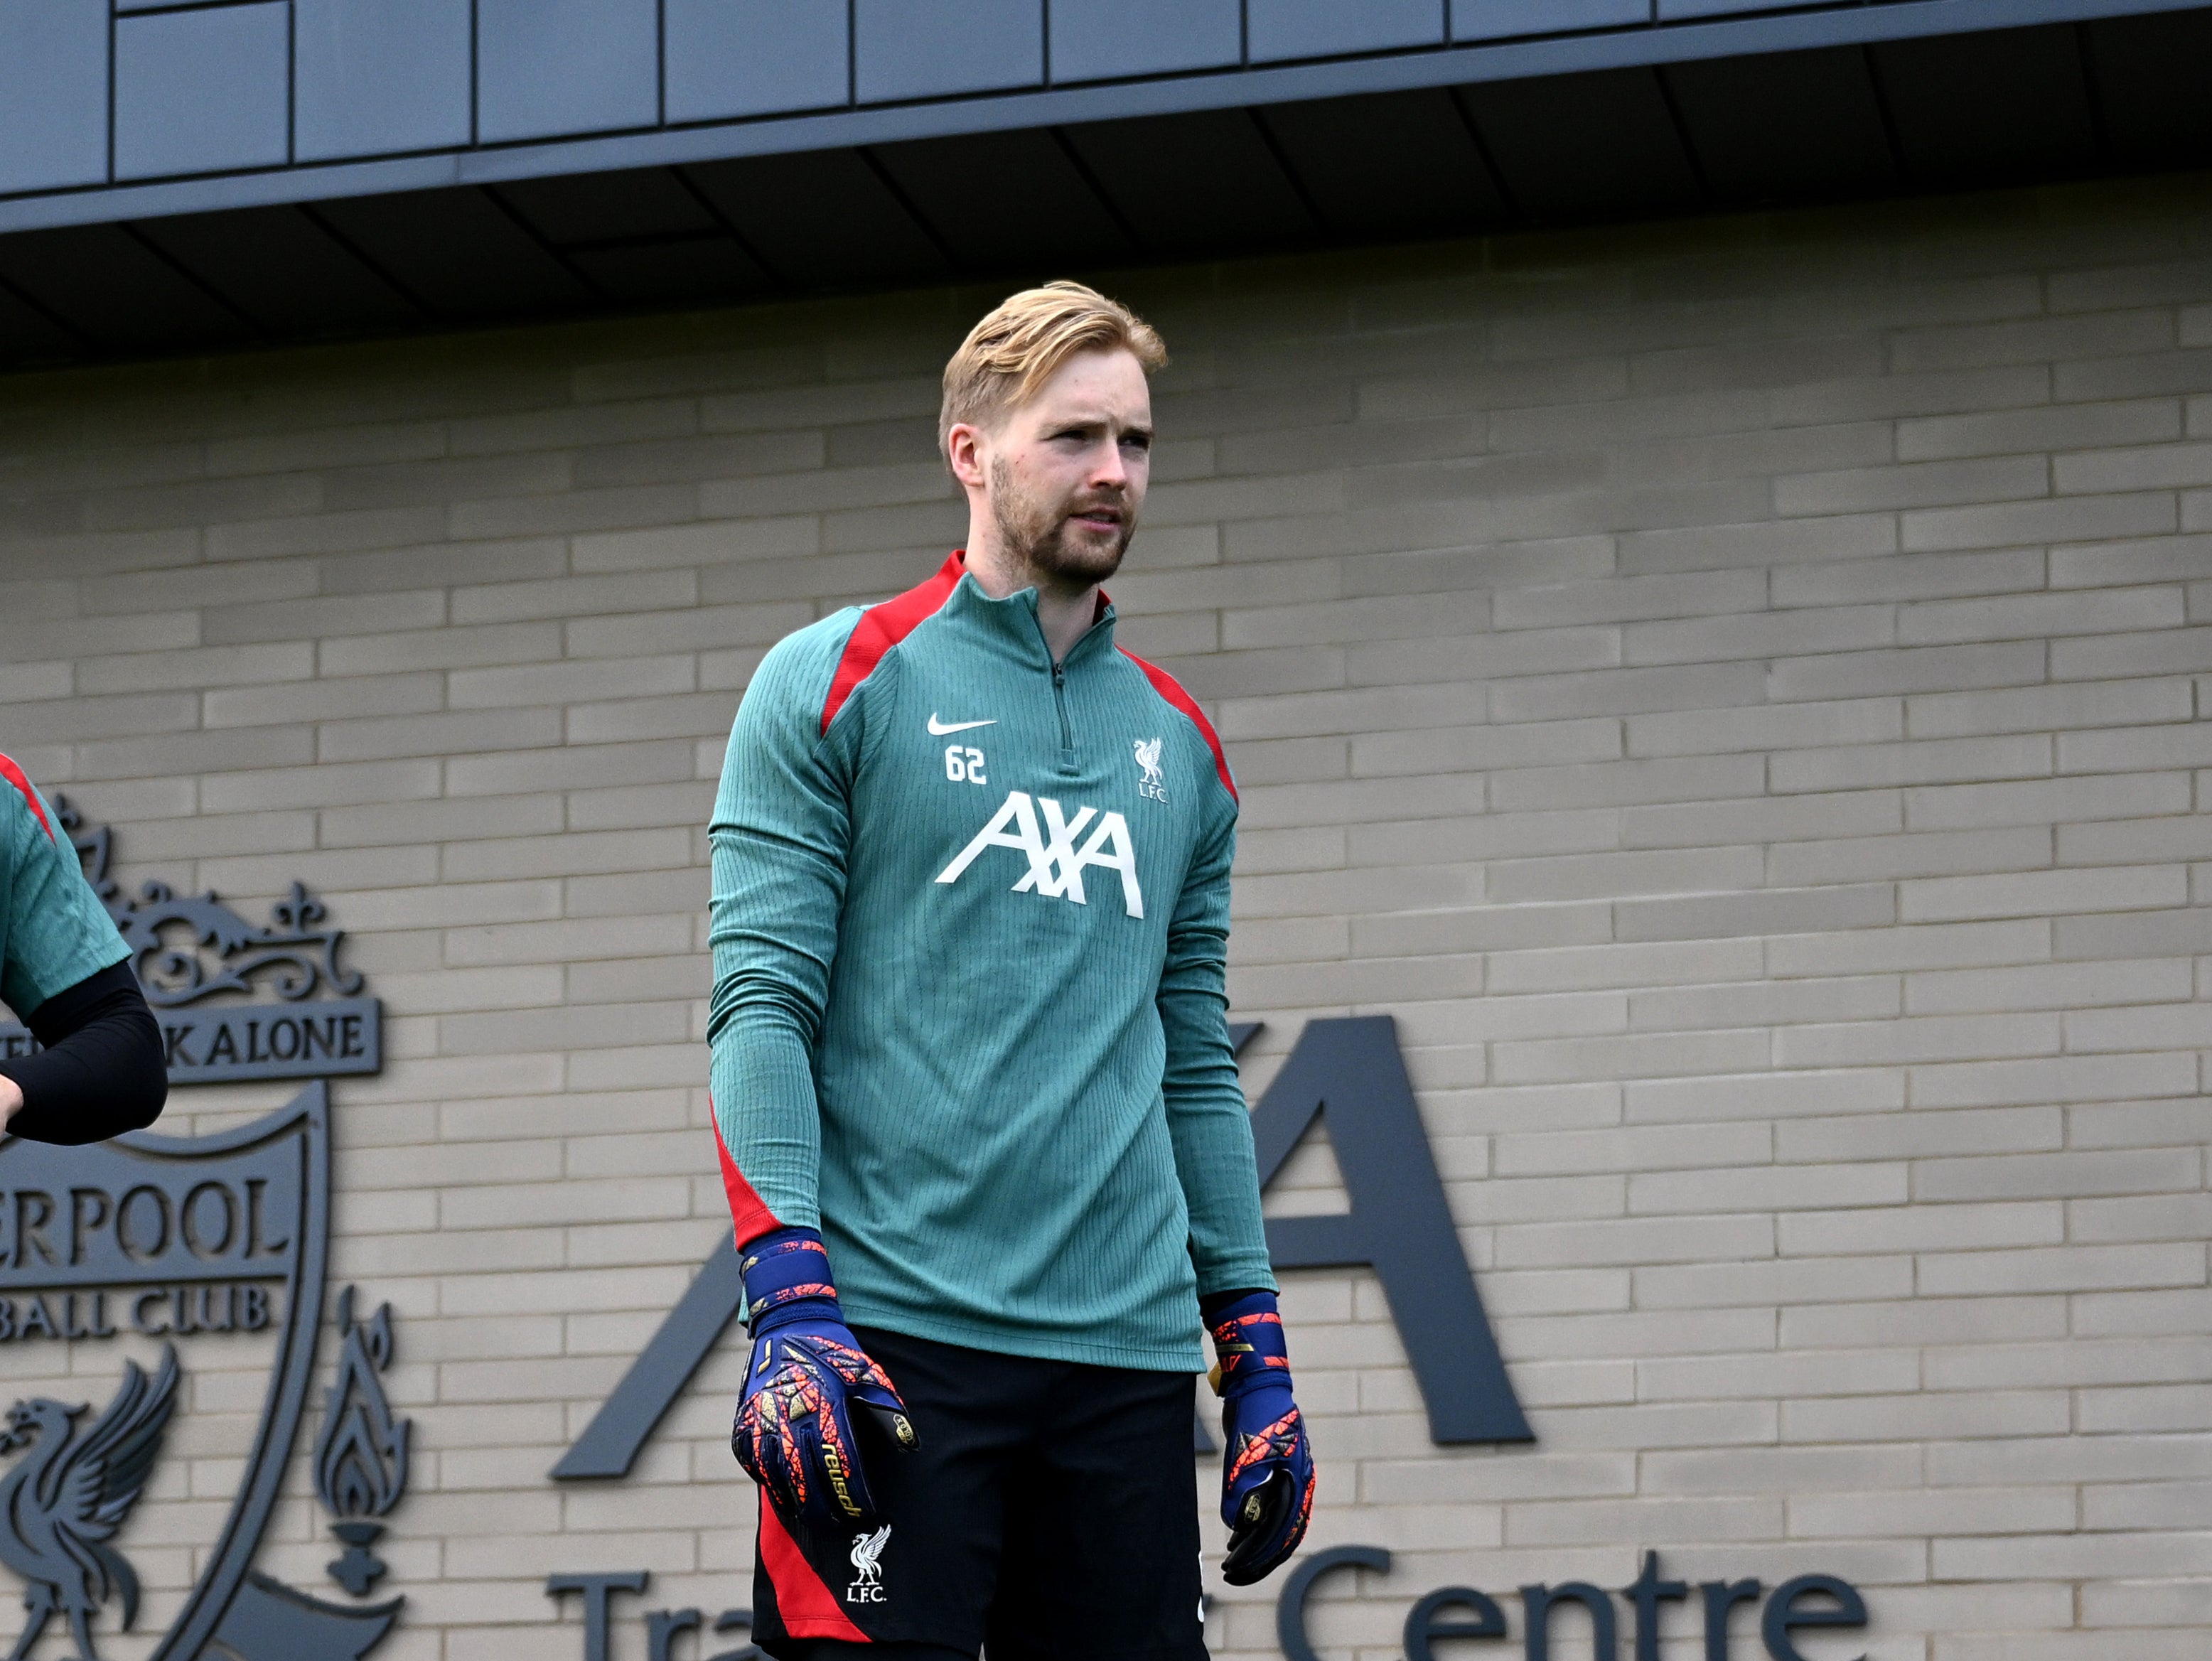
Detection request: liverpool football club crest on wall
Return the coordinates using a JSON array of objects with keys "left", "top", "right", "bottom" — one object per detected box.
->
[{"left": 0, "top": 806, "right": 411, "bottom": 1661}]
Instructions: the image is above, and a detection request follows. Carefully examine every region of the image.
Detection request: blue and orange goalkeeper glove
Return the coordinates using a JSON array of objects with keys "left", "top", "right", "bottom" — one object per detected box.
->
[
  {"left": 1207, "top": 1289, "right": 1316, "bottom": 1585},
  {"left": 731, "top": 1227, "right": 917, "bottom": 1528}
]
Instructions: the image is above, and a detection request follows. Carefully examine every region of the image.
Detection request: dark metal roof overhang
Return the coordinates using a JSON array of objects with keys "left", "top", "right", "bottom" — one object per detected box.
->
[{"left": 1, "top": 0, "right": 2208, "bottom": 371}]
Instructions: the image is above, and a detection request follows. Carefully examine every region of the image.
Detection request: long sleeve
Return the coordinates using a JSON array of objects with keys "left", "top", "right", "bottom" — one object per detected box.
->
[
  {"left": 1158, "top": 767, "right": 1275, "bottom": 1299},
  {"left": 1, "top": 962, "right": 166, "bottom": 1144},
  {"left": 707, "top": 615, "right": 864, "bottom": 1244}
]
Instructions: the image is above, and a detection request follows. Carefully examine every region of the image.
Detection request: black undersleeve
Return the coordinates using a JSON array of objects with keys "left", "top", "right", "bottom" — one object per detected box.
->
[
  {"left": 0, "top": 961, "right": 167, "bottom": 1144},
  {"left": 1198, "top": 1287, "right": 1268, "bottom": 1323}
]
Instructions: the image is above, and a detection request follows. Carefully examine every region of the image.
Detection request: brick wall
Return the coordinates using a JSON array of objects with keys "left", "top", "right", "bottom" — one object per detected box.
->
[{"left": 2, "top": 171, "right": 2210, "bottom": 1660}]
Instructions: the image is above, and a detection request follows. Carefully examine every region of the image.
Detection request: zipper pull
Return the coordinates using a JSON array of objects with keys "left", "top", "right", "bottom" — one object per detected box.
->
[{"left": 1052, "top": 665, "right": 1065, "bottom": 688}]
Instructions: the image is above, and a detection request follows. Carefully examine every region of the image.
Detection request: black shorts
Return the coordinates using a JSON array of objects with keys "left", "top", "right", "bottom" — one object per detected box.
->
[{"left": 751, "top": 1325, "right": 1208, "bottom": 1660}]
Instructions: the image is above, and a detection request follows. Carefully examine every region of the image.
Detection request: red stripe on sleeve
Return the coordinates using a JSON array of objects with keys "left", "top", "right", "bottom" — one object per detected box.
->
[
  {"left": 820, "top": 551, "right": 967, "bottom": 734},
  {"left": 711, "top": 1100, "right": 784, "bottom": 1249},
  {"left": 0, "top": 754, "right": 54, "bottom": 840},
  {"left": 758, "top": 1495, "right": 873, "bottom": 1641},
  {"left": 1119, "top": 650, "right": 1237, "bottom": 802}
]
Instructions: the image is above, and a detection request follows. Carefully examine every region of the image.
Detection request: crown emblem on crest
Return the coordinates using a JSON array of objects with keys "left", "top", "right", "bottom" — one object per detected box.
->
[
  {"left": 57, "top": 797, "right": 361, "bottom": 1009},
  {"left": 0, "top": 800, "right": 384, "bottom": 1087}
]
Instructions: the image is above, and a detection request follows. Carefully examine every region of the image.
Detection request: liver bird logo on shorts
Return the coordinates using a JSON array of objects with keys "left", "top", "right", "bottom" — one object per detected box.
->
[
  {"left": 847, "top": 1525, "right": 891, "bottom": 1603},
  {"left": 1133, "top": 737, "right": 1168, "bottom": 802}
]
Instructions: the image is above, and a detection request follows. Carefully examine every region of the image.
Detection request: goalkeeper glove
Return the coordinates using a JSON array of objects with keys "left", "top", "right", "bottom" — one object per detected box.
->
[
  {"left": 731, "top": 1227, "right": 917, "bottom": 1528},
  {"left": 1207, "top": 1289, "right": 1316, "bottom": 1586}
]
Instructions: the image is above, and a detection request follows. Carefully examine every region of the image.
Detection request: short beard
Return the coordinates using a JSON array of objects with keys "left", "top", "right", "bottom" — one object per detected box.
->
[{"left": 989, "top": 457, "right": 1134, "bottom": 591}]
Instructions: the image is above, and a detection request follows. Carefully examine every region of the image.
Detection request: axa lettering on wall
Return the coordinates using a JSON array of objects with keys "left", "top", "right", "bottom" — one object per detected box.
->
[
  {"left": 0, "top": 811, "right": 412, "bottom": 1661},
  {"left": 552, "top": 1014, "right": 1877, "bottom": 1660},
  {"left": 552, "top": 1012, "right": 1528, "bottom": 1488}
]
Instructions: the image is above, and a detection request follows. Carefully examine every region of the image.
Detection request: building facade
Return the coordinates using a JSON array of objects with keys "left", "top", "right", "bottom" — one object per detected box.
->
[
  {"left": 4, "top": 6, "right": 2212, "bottom": 1660},
  {"left": 4, "top": 169, "right": 2211, "bottom": 1659}
]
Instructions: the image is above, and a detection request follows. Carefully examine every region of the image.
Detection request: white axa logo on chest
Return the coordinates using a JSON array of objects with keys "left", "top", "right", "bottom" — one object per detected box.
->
[{"left": 935, "top": 790, "right": 1144, "bottom": 918}]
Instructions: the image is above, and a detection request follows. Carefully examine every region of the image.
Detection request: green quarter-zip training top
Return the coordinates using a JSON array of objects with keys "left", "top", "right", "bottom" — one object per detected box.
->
[
  {"left": 0, "top": 756, "right": 129, "bottom": 1021},
  {"left": 707, "top": 551, "right": 1274, "bottom": 1372}
]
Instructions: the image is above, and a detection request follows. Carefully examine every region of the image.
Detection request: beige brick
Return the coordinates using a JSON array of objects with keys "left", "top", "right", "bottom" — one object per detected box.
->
[
  {"left": 1770, "top": 548, "right": 2043, "bottom": 607},
  {"left": 1780, "top": 1009, "right": 2060, "bottom": 1068},
  {"left": 1904, "top": 772, "right": 2189, "bottom": 831},
  {"left": 1897, "top": 396, "right": 2182, "bottom": 461},
  {"left": 1905, "top": 957, "right": 2192, "bottom": 1014},
  {"left": 1616, "top": 883, "right": 1896, "bottom": 943},
  {"left": 449, "top": 569, "right": 699, "bottom": 626},
  {"left": 1768, "top": 826, "right": 2052, "bottom": 887},
  {"left": 200, "top": 757, "right": 440, "bottom": 812},
  {"left": 1904, "top": 490, "right": 2176, "bottom": 553},
  {"left": 1920, "top": 1243, "right": 2207, "bottom": 1297},
  {"left": 1771, "top": 360, "right": 2050, "bottom": 424},
  {"left": 203, "top": 588, "right": 446, "bottom": 646},
  {"left": 1899, "top": 864, "right": 2187, "bottom": 923},
  {"left": 2056, "top": 439, "right": 2212, "bottom": 495},
  {"left": 1628, "top": 603, "right": 1896, "bottom": 667},
  {"left": 0, "top": 610, "right": 200, "bottom": 660},
  {"left": 1618, "top": 512, "right": 1896, "bottom": 574},
  {"left": 319, "top": 619, "right": 562, "bottom": 676},
  {"left": 318, "top": 707, "right": 562, "bottom": 763},
  {"left": 444, "top": 738, "right": 697, "bottom": 797},
  {"left": 1908, "top": 674, "right": 2189, "bottom": 738},
  {"left": 1768, "top": 640, "right": 2046, "bottom": 702},
  {"left": 1908, "top": 1050, "right": 2198, "bottom": 1109},
  {"left": 1775, "top": 454, "right": 2047, "bottom": 517},
  {"left": 1493, "top": 569, "right": 1760, "bottom": 629},
  {"left": 448, "top": 654, "right": 695, "bottom": 709},
  {"left": 11, "top": 174, "right": 2212, "bottom": 1661},
  {"left": 1899, "top": 586, "right": 2184, "bottom": 645},
  {"left": 4, "top": 690, "right": 199, "bottom": 744},
  {"left": 1893, "top": 308, "right": 2175, "bottom": 373},
  {"left": 1773, "top": 732, "right": 2052, "bottom": 794}
]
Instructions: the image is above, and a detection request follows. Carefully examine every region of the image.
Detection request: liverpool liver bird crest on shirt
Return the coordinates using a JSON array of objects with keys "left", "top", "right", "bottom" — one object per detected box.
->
[
  {"left": 1132, "top": 736, "right": 1168, "bottom": 802},
  {"left": 0, "top": 1345, "right": 179, "bottom": 1661}
]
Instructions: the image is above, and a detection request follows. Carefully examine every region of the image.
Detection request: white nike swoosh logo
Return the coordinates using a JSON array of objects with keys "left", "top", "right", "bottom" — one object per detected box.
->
[{"left": 928, "top": 714, "right": 997, "bottom": 735}]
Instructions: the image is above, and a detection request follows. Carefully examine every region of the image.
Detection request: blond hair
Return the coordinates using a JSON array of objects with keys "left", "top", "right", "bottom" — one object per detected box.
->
[{"left": 940, "top": 281, "right": 1166, "bottom": 456}]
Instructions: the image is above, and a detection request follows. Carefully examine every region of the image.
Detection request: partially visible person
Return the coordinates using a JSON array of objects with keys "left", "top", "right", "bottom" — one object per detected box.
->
[{"left": 0, "top": 756, "right": 166, "bottom": 1143}]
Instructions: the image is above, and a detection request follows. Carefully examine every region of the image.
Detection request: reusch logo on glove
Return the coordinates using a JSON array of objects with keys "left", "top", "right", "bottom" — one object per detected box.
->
[
  {"left": 729, "top": 1227, "right": 919, "bottom": 1532},
  {"left": 935, "top": 790, "right": 1144, "bottom": 918}
]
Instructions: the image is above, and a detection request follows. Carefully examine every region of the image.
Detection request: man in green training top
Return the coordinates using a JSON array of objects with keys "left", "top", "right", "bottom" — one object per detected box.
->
[
  {"left": 707, "top": 283, "right": 1315, "bottom": 1660},
  {"left": 0, "top": 756, "right": 166, "bottom": 1144}
]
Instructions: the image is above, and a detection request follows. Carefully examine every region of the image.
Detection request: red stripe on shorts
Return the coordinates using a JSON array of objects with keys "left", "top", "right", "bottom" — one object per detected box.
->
[{"left": 758, "top": 1493, "right": 871, "bottom": 1641}]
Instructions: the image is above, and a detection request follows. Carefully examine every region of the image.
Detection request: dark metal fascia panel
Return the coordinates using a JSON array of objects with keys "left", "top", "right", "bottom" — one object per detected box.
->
[{"left": 1, "top": 0, "right": 2203, "bottom": 236}]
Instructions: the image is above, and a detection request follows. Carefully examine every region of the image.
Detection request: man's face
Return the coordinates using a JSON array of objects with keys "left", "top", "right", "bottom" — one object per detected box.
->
[{"left": 970, "top": 347, "right": 1154, "bottom": 589}]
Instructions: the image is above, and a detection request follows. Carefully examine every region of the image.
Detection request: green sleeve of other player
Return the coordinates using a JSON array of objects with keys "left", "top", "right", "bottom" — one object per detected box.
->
[{"left": 0, "top": 761, "right": 129, "bottom": 1020}]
